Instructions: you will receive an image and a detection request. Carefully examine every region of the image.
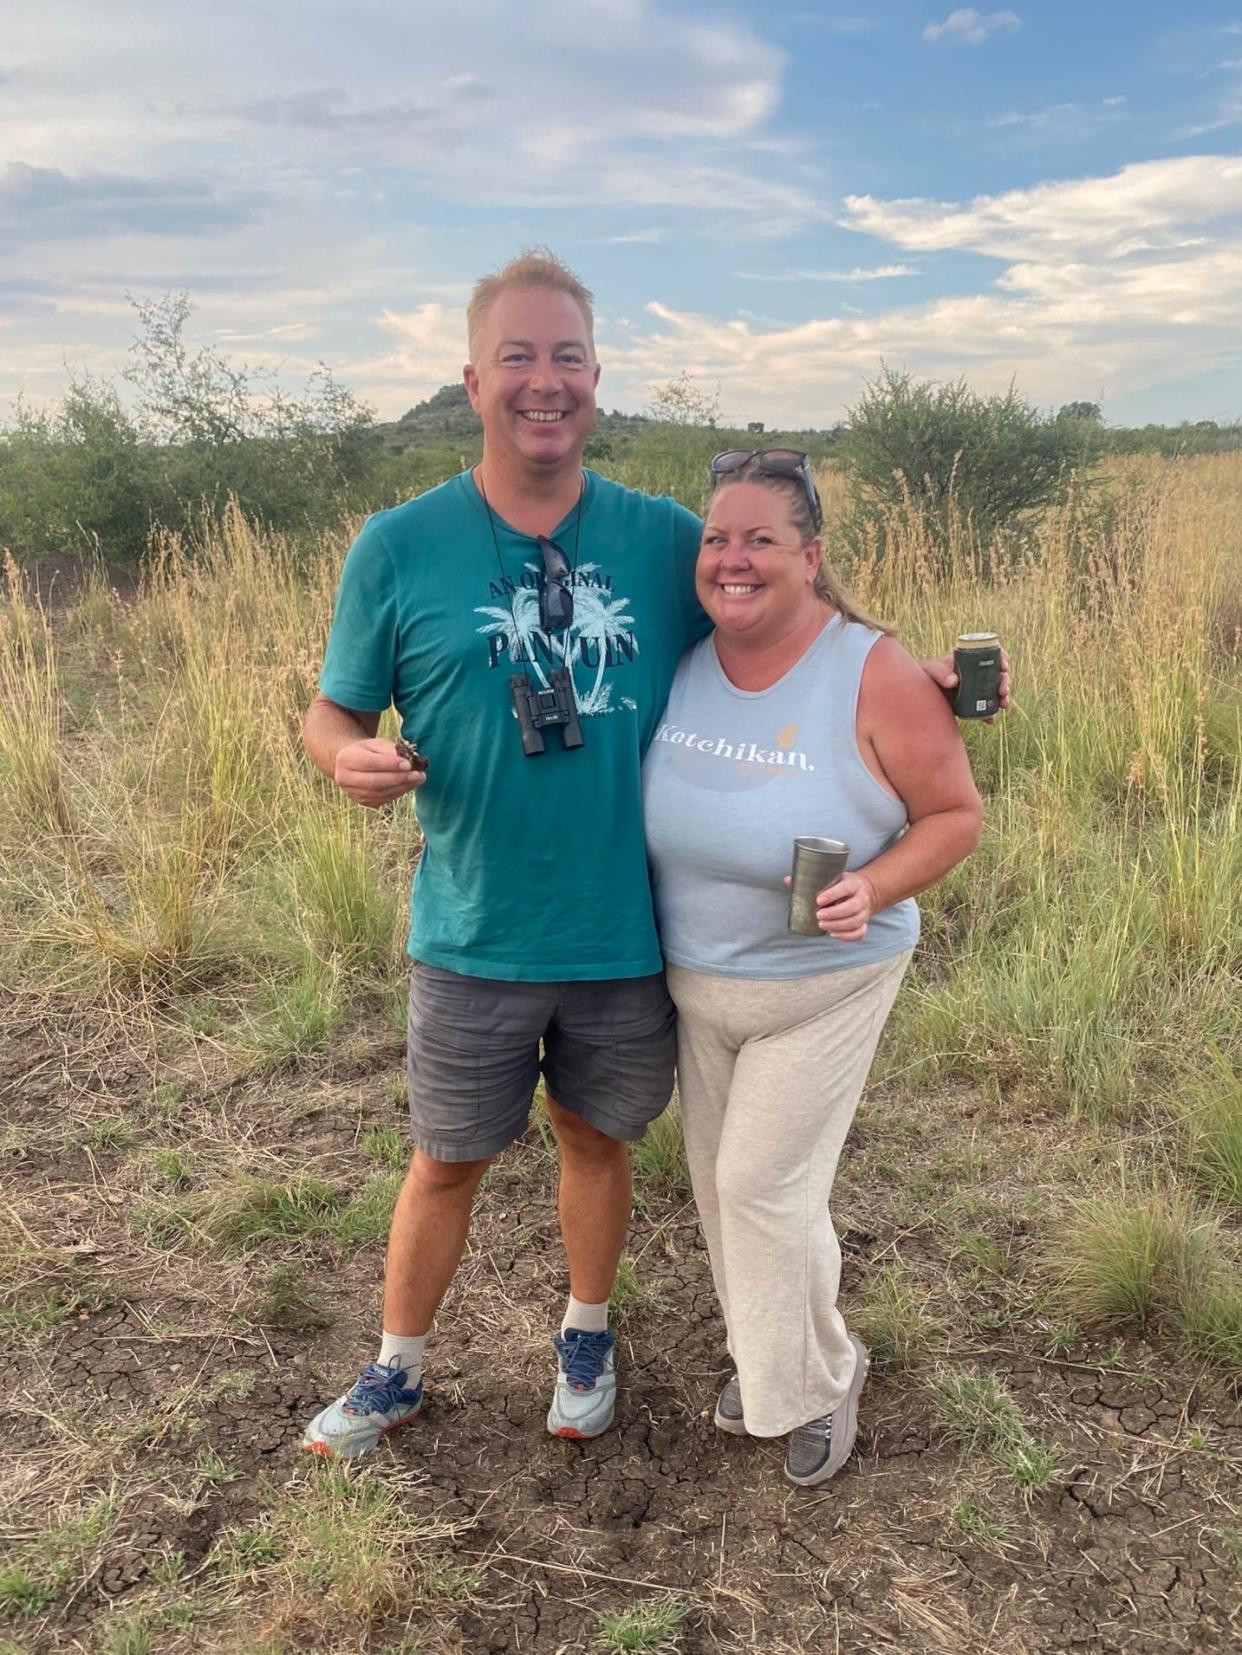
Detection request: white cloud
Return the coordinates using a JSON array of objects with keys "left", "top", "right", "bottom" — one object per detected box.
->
[
  {"left": 736, "top": 265, "right": 916, "bottom": 282},
  {"left": 1182, "top": 107, "right": 1242, "bottom": 138},
  {"left": 0, "top": 2, "right": 789, "bottom": 218},
  {"left": 593, "top": 154, "right": 1242, "bottom": 426},
  {"left": 211, "top": 322, "right": 319, "bottom": 343},
  {"left": 1185, "top": 53, "right": 1242, "bottom": 137},
  {"left": 923, "top": 9, "right": 1020, "bottom": 46},
  {"left": 345, "top": 304, "right": 472, "bottom": 408},
  {"left": 0, "top": 0, "right": 810, "bottom": 413},
  {"left": 987, "top": 100, "right": 1126, "bottom": 139},
  {"left": 840, "top": 156, "right": 1242, "bottom": 261}
]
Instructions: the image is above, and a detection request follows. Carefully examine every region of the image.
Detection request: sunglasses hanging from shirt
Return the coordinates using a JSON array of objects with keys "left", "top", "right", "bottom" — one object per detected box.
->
[{"left": 478, "top": 472, "right": 585, "bottom": 756}]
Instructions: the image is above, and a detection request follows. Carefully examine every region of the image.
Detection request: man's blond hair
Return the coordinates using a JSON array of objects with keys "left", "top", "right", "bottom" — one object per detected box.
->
[{"left": 467, "top": 247, "right": 596, "bottom": 363}]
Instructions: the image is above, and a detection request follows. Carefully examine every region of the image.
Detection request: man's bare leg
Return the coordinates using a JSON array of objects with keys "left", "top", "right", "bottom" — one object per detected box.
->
[
  {"left": 303, "top": 1147, "right": 491, "bottom": 1457},
  {"left": 546, "top": 1096, "right": 630, "bottom": 1304},
  {"left": 383, "top": 1148, "right": 492, "bottom": 1333},
  {"left": 544, "top": 1096, "right": 629, "bottom": 1437}
]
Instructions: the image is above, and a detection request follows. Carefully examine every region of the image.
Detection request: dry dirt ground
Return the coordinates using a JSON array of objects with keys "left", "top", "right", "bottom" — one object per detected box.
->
[{"left": 2, "top": 1000, "right": 1239, "bottom": 1655}]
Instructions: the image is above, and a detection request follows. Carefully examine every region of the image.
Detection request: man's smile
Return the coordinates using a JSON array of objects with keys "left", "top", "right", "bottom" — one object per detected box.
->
[{"left": 519, "top": 410, "right": 567, "bottom": 422}]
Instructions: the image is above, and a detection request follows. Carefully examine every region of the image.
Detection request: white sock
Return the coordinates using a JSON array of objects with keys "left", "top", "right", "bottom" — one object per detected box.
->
[
  {"left": 377, "top": 1330, "right": 427, "bottom": 1384},
  {"left": 562, "top": 1295, "right": 609, "bottom": 1335}
]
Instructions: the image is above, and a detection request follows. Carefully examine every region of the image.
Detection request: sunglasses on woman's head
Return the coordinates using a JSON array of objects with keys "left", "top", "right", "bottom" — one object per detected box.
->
[
  {"left": 709, "top": 448, "right": 823, "bottom": 531},
  {"left": 536, "top": 535, "right": 574, "bottom": 633}
]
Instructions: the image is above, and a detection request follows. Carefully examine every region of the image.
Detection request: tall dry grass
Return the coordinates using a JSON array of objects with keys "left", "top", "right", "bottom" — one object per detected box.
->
[
  {"left": 835, "top": 456, "right": 1241, "bottom": 1121},
  {"left": 1, "top": 504, "right": 413, "bottom": 1007},
  {"left": 0, "top": 554, "right": 76, "bottom": 840},
  {"left": 0, "top": 459, "right": 1237, "bottom": 1297}
]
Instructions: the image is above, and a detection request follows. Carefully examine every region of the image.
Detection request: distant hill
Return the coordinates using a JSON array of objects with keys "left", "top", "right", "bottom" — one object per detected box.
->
[
  {"left": 375, "top": 383, "right": 658, "bottom": 454},
  {"left": 374, "top": 383, "right": 841, "bottom": 459}
]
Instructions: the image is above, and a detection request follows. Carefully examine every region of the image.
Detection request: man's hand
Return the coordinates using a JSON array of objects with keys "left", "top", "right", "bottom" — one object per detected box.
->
[
  {"left": 921, "top": 645, "right": 1011, "bottom": 722},
  {"left": 334, "top": 739, "right": 427, "bottom": 809}
]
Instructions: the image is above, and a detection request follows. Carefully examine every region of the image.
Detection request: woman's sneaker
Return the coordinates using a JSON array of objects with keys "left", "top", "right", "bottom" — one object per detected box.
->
[
  {"left": 302, "top": 1359, "right": 423, "bottom": 1460},
  {"left": 714, "top": 1373, "right": 747, "bottom": 1435},
  {"left": 784, "top": 1336, "right": 869, "bottom": 1487},
  {"left": 547, "top": 1328, "right": 617, "bottom": 1439}
]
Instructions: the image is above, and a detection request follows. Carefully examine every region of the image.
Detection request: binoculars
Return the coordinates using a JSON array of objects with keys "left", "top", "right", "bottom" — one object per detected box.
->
[{"left": 509, "top": 667, "right": 584, "bottom": 757}]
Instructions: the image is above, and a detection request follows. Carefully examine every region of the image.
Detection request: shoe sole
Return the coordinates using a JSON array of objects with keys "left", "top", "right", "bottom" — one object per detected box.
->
[
  {"left": 301, "top": 1400, "right": 422, "bottom": 1460},
  {"left": 784, "top": 1336, "right": 869, "bottom": 1488},
  {"left": 547, "top": 1412, "right": 614, "bottom": 1441},
  {"left": 714, "top": 1408, "right": 747, "bottom": 1435}
]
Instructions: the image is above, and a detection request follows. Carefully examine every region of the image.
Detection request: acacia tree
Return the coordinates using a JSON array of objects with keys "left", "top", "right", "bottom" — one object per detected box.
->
[
  {"left": 644, "top": 372, "right": 721, "bottom": 428},
  {"left": 842, "top": 367, "right": 1100, "bottom": 563}
]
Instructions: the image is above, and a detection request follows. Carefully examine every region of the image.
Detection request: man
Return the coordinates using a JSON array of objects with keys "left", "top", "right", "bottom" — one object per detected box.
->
[{"left": 301, "top": 248, "right": 1005, "bottom": 1459}]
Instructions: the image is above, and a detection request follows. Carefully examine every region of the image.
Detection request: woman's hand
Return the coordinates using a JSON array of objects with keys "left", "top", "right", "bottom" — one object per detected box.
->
[{"left": 816, "top": 871, "right": 880, "bottom": 942}]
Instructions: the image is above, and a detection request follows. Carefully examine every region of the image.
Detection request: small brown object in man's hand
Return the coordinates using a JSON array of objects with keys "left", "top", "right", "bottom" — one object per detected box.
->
[{"left": 394, "top": 738, "right": 428, "bottom": 772}]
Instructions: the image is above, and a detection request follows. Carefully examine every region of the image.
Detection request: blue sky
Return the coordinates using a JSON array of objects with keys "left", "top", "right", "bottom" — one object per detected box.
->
[{"left": 2, "top": 2, "right": 1240, "bottom": 427}]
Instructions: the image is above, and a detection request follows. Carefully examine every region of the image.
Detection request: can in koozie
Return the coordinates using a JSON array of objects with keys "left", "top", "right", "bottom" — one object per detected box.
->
[{"left": 953, "top": 632, "right": 1002, "bottom": 719}]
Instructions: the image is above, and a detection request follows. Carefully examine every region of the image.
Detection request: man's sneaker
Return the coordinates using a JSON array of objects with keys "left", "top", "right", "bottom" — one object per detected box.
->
[
  {"left": 547, "top": 1327, "right": 617, "bottom": 1439},
  {"left": 302, "top": 1359, "right": 423, "bottom": 1460},
  {"left": 714, "top": 1372, "right": 747, "bottom": 1435},
  {"left": 784, "top": 1336, "right": 869, "bottom": 1487}
]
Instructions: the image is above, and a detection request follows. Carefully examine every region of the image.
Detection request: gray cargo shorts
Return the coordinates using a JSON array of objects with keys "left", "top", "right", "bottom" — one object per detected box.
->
[{"left": 405, "top": 961, "right": 677, "bottom": 1163}]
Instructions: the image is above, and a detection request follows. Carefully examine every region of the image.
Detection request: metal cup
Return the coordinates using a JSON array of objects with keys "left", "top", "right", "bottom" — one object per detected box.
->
[{"left": 788, "top": 837, "right": 849, "bottom": 936}]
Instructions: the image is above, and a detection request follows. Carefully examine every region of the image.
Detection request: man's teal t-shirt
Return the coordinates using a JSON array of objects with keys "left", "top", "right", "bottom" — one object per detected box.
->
[{"left": 319, "top": 469, "right": 707, "bottom": 981}]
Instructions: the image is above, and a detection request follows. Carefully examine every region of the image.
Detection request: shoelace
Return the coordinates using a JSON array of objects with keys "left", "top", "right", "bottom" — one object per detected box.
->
[
  {"left": 553, "top": 1329, "right": 615, "bottom": 1392},
  {"left": 342, "top": 1359, "right": 416, "bottom": 1417}
]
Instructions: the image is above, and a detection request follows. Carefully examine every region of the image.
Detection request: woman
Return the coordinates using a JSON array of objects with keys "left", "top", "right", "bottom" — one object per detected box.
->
[{"left": 642, "top": 451, "right": 982, "bottom": 1487}]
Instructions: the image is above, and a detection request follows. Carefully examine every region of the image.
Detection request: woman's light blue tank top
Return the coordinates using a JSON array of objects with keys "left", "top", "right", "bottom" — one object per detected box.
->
[{"left": 642, "top": 616, "right": 919, "bottom": 978}]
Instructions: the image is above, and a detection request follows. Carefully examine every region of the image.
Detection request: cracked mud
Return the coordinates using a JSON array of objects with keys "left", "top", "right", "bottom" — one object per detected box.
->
[{"left": 2, "top": 1016, "right": 1239, "bottom": 1654}]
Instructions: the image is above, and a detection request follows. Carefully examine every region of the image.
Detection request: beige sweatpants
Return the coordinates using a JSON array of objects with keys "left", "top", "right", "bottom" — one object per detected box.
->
[{"left": 667, "top": 951, "right": 911, "bottom": 1438}]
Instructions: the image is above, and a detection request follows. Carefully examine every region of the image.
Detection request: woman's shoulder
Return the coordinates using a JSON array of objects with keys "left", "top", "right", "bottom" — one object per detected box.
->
[{"left": 858, "top": 633, "right": 957, "bottom": 731}]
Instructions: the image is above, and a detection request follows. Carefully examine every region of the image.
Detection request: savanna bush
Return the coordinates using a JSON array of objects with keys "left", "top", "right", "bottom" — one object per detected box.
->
[
  {"left": 0, "top": 295, "right": 378, "bottom": 565},
  {"left": 840, "top": 367, "right": 1102, "bottom": 570}
]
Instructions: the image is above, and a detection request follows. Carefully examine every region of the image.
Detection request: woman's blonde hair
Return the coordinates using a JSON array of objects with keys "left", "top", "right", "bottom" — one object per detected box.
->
[
  {"left": 712, "top": 463, "right": 895, "bottom": 635},
  {"left": 467, "top": 247, "right": 596, "bottom": 363}
]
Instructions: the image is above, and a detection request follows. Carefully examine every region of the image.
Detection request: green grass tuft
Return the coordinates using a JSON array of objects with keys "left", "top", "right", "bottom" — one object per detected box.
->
[
  {"left": 284, "top": 805, "right": 404, "bottom": 975},
  {"left": 609, "top": 1256, "right": 657, "bottom": 1322},
  {"left": 1173, "top": 1046, "right": 1242, "bottom": 1213},
  {"left": 178, "top": 1174, "right": 347, "bottom": 1250},
  {"left": 85, "top": 1115, "right": 140, "bottom": 1150},
  {"left": 332, "top": 1171, "right": 401, "bottom": 1245},
  {"left": 951, "top": 1497, "right": 1012, "bottom": 1547},
  {"left": 241, "top": 956, "right": 347, "bottom": 1071},
  {"left": 1178, "top": 1266, "right": 1242, "bottom": 1369},
  {"left": 361, "top": 1124, "right": 408, "bottom": 1170},
  {"left": 1053, "top": 1191, "right": 1218, "bottom": 1330},
  {"left": 929, "top": 1366, "right": 1058, "bottom": 1494},
  {"left": 852, "top": 1262, "right": 944, "bottom": 1370},
  {"left": 0, "top": 1562, "right": 64, "bottom": 1619},
  {"left": 631, "top": 1103, "right": 689, "bottom": 1193},
  {"left": 249, "top": 1266, "right": 332, "bottom": 1333},
  {"left": 595, "top": 1599, "right": 689, "bottom": 1653}
]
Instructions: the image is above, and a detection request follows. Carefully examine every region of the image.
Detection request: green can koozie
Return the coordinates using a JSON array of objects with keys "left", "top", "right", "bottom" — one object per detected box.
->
[{"left": 954, "top": 633, "right": 1001, "bottom": 719}]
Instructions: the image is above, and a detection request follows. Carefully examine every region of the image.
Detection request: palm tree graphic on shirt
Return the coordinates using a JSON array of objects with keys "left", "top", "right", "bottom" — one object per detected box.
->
[{"left": 474, "top": 560, "right": 637, "bottom": 717}]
